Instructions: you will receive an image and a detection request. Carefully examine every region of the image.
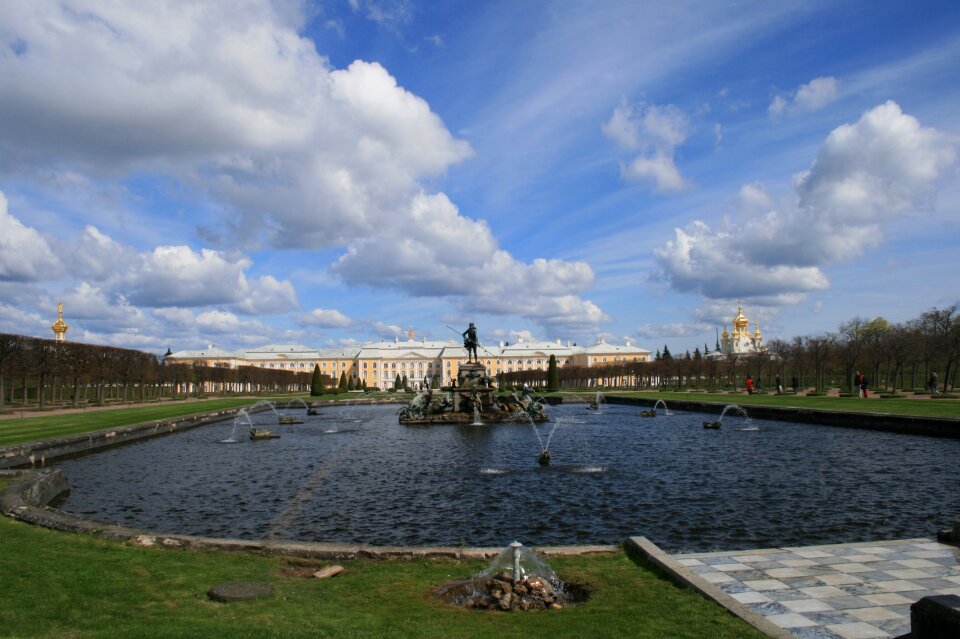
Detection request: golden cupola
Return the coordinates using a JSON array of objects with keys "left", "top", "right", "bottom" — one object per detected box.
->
[
  {"left": 732, "top": 304, "right": 749, "bottom": 337},
  {"left": 754, "top": 322, "right": 762, "bottom": 341},
  {"left": 51, "top": 302, "right": 69, "bottom": 342}
]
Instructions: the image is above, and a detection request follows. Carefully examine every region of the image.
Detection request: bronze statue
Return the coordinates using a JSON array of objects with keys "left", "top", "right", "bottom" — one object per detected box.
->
[{"left": 462, "top": 322, "right": 479, "bottom": 362}]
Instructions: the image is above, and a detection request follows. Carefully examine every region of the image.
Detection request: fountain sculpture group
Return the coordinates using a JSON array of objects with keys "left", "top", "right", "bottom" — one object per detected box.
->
[{"left": 398, "top": 324, "right": 547, "bottom": 425}]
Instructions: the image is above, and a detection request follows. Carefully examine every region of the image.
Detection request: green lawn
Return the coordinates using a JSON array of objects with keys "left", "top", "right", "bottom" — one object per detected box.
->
[
  {"left": 570, "top": 390, "right": 960, "bottom": 419},
  {"left": 0, "top": 511, "right": 762, "bottom": 639},
  {"left": 0, "top": 398, "right": 257, "bottom": 446}
]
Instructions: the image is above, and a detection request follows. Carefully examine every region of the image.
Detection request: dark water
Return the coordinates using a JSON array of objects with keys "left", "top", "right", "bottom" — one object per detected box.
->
[{"left": 56, "top": 403, "right": 960, "bottom": 552}]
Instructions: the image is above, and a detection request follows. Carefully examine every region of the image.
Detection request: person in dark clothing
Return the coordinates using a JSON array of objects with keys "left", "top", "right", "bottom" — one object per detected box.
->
[
  {"left": 929, "top": 371, "right": 939, "bottom": 395},
  {"left": 791, "top": 375, "right": 799, "bottom": 394}
]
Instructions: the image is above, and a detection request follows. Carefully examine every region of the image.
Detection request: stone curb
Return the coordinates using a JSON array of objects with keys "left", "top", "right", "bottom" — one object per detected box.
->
[
  {"left": 0, "top": 407, "right": 256, "bottom": 470},
  {"left": 603, "top": 396, "right": 960, "bottom": 439},
  {"left": 1, "top": 468, "right": 619, "bottom": 561},
  {"left": 626, "top": 536, "right": 794, "bottom": 639}
]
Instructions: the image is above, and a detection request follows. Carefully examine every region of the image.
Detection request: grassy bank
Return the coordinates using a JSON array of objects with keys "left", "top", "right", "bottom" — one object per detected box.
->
[
  {"left": 581, "top": 390, "right": 960, "bottom": 419},
  {"left": 0, "top": 398, "right": 256, "bottom": 446},
  {"left": 0, "top": 512, "right": 762, "bottom": 639}
]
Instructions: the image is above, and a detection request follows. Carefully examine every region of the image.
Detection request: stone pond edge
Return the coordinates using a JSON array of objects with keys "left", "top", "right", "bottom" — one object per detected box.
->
[{"left": 0, "top": 467, "right": 618, "bottom": 560}]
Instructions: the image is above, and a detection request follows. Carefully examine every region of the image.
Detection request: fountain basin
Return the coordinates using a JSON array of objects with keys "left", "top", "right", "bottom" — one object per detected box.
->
[{"left": 50, "top": 403, "right": 960, "bottom": 552}]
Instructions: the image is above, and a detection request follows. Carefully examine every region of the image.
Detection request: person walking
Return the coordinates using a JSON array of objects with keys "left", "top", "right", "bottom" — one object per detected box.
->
[
  {"left": 745, "top": 375, "right": 754, "bottom": 395},
  {"left": 775, "top": 374, "right": 783, "bottom": 394},
  {"left": 929, "top": 371, "right": 939, "bottom": 396},
  {"left": 791, "top": 375, "right": 799, "bottom": 394},
  {"left": 854, "top": 371, "right": 863, "bottom": 398},
  {"left": 860, "top": 375, "right": 869, "bottom": 399}
]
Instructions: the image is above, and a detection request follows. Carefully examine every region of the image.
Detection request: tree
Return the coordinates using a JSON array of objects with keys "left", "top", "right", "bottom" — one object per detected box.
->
[
  {"left": 401, "top": 373, "right": 408, "bottom": 390},
  {"left": 546, "top": 354, "right": 559, "bottom": 391},
  {"left": 394, "top": 373, "right": 402, "bottom": 390},
  {"left": 347, "top": 375, "right": 355, "bottom": 391},
  {"left": 662, "top": 344, "right": 672, "bottom": 360},
  {"left": 310, "top": 364, "right": 323, "bottom": 396},
  {"left": 338, "top": 371, "right": 347, "bottom": 392}
]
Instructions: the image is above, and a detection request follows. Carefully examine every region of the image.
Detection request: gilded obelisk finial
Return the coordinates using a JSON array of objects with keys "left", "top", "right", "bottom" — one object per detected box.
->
[{"left": 51, "top": 302, "right": 69, "bottom": 342}]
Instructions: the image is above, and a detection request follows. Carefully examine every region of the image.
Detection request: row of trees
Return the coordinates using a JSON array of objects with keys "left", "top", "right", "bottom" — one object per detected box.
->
[
  {"left": 500, "top": 306, "right": 960, "bottom": 395},
  {"left": 0, "top": 333, "right": 315, "bottom": 411}
]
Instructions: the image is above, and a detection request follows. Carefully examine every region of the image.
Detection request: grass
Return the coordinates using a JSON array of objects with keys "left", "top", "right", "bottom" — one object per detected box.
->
[
  {"left": 0, "top": 398, "right": 257, "bottom": 446},
  {"left": 0, "top": 511, "right": 763, "bottom": 639},
  {"left": 555, "top": 390, "right": 960, "bottom": 419}
]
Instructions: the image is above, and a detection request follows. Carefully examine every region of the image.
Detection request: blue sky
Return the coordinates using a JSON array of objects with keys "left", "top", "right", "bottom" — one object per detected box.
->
[{"left": 0, "top": 0, "right": 958, "bottom": 354}]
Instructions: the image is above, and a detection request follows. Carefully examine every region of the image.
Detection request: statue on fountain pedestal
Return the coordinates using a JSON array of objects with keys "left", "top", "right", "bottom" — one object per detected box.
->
[{"left": 462, "top": 322, "right": 479, "bottom": 362}]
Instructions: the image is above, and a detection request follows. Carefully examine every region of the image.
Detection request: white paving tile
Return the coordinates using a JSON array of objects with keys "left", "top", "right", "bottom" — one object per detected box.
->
[
  {"left": 817, "top": 573, "right": 863, "bottom": 586},
  {"left": 767, "top": 612, "right": 818, "bottom": 628},
  {"left": 793, "top": 549, "right": 833, "bottom": 559},
  {"left": 895, "top": 558, "right": 939, "bottom": 568},
  {"left": 884, "top": 568, "right": 933, "bottom": 580},
  {"left": 676, "top": 558, "right": 703, "bottom": 567},
  {"left": 876, "top": 579, "right": 922, "bottom": 592},
  {"left": 833, "top": 562, "right": 874, "bottom": 573},
  {"left": 825, "top": 621, "right": 888, "bottom": 639},
  {"left": 730, "top": 590, "right": 772, "bottom": 604},
  {"left": 782, "top": 598, "right": 835, "bottom": 613},
  {"left": 766, "top": 567, "right": 810, "bottom": 578},
  {"left": 781, "top": 558, "right": 818, "bottom": 567},
  {"left": 699, "top": 572, "right": 736, "bottom": 584},
  {"left": 844, "top": 554, "right": 882, "bottom": 563},
  {"left": 861, "top": 593, "right": 914, "bottom": 606},
  {"left": 848, "top": 606, "right": 903, "bottom": 622},
  {"left": 742, "top": 579, "right": 790, "bottom": 591},
  {"left": 800, "top": 585, "right": 848, "bottom": 598},
  {"left": 712, "top": 563, "right": 751, "bottom": 572}
]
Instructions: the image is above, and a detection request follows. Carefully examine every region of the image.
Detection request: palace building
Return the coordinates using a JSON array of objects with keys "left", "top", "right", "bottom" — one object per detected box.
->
[{"left": 167, "top": 331, "right": 652, "bottom": 389}]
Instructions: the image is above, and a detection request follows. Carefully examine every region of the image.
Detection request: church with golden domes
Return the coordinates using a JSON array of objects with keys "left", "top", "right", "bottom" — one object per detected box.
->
[{"left": 716, "top": 304, "right": 763, "bottom": 356}]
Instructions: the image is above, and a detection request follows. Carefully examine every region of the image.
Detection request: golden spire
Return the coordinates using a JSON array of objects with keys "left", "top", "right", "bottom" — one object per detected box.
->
[
  {"left": 754, "top": 321, "right": 762, "bottom": 340},
  {"left": 51, "top": 302, "right": 69, "bottom": 342},
  {"left": 721, "top": 324, "right": 730, "bottom": 340},
  {"left": 407, "top": 328, "right": 415, "bottom": 341}
]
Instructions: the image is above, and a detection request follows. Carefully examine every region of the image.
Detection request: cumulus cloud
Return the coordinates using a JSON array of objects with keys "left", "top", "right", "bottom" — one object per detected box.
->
[
  {"left": 0, "top": 192, "right": 60, "bottom": 281},
  {"left": 333, "top": 192, "right": 604, "bottom": 332},
  {"left": 603, "top": 100, "right": 690, "bottom": 192},
  {"left": 298, "top": 308, "right": 353, "bottom": 328},
  {"left": 769, "top": 76, "right": 839, "bottom": 117},
  {"left": 655, "top": 102, "right": 956, "bottom": 301},
  {"left": 0, "top": 2, "right": 602, "bottom": 334}
]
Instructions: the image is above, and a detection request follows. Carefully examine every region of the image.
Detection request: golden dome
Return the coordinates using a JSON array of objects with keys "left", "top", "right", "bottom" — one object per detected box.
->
[
  {"left": 754, "top": 322, "right": 762, "bottom": 340},
  {"left": 407, "top": 328, "right": 415, "bottom": 341},
  {"left": 51, "top": 302, "right": 69, "bottom": 341},
  {"left": 721, "top": 325, "right": 730, "bottom": 340},
  {"left": 733, "top": 304, "right": 749, "bottom": 335}
]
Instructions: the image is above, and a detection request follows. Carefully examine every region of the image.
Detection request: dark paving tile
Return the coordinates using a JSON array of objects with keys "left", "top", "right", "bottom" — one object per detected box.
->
[
  {"left": 855, "top": 571, "right": 895, "bottom": 582},
  {"left": 820, "top": 595, "right": 872, "bottom": 610},
  {"left": 789, "top": 626, "right": 845, "bottom": 639},
  {"left": 803, "top": 610, "right": 860, "bottom": 625},
  {"left": 767, "top": 588, "right": 816, "bottom": 602},
  {"left": 876, "top": 617, "right": 911, "bottom": 636},
  {"left": 748, "top": 601, "right": 790, "bottom": 616},
  {"left": 912, "top": 577, "right": 960, "bottom": 589},
  {"left": 718, "top": 582, "right": 750, "bottom": 594},
  {"left": 782, "top": 576, "right": 826, "bottom": 589},
  {"left": 727, "top": 570, "right": 769, "bottom": 581},
  {"left": 839, "top": 583, "right": 883, "bottom": 596},
  {"left": 702, "top": 556, "right": 735, "bottom": 565}
]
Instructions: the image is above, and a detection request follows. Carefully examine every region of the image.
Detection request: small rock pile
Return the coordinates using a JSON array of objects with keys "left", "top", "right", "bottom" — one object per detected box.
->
[{"left": 484, "top": 572, "right": 564, "bottom": 611}]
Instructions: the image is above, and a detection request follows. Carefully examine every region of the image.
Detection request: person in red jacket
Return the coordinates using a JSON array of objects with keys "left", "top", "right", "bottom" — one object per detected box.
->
[{"left": 745, "top": 376, "right": 754, "bottom": 394}]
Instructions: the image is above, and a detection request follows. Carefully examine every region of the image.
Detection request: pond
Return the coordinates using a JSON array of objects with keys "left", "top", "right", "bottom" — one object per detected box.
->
[{"left": 56, "top": 403, "right": 960, "bottom": 553}]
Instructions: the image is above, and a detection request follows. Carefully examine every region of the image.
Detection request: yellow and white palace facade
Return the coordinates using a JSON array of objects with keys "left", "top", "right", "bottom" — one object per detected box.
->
[{"left": 167, "top": 334, "right": 652, "bottom": 389}]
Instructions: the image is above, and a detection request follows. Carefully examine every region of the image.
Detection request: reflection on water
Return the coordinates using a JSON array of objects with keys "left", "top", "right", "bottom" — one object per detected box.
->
[{"left": 56, "top": 403, "right": 960, "bottom": 552}]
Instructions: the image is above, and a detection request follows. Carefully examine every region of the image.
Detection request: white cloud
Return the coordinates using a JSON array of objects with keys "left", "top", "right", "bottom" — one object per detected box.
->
[
  {"left": 603, "top": 101, "right": 690, "bottom": 192},
  {"left": 0, "top": 192, "right": 60, "bottom": 281},
  {"left": 298, "top": 308, "right": 353, "bottom": 328},
  {"left": 769, "top": 76, "right": 839, "bottom": 118},
  {"left": 0, "top": 2, "right": 605, "bottom": 336},
  {"left": 655, "top": 102, "right": 956, "bottom": 302}
]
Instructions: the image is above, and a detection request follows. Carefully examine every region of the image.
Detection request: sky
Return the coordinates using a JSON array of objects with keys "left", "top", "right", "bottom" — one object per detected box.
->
[{"left": 1, "top": 0, "right": 958, "bottom": 355}]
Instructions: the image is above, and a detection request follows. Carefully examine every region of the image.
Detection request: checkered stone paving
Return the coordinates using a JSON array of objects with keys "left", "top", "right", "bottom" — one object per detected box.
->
[{"left": 673, "top": 539, "right": 960, "bottom": 639}]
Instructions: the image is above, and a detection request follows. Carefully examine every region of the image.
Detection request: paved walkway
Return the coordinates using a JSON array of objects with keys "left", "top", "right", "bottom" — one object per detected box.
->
[{"left": 674, "top": 538, "right": 960, "bottom": 639}]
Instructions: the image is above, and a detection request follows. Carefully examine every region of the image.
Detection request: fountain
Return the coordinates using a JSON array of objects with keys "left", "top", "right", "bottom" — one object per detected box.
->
[
  {"left": 399, "top": 323, "right": 547, "bottom": 426},
  {"left": 654, "top": 399, "right": 672, "bottom": 415},
  {"left": 219, "top": 409, "right": 252, "bottom": 443},
  {"left": 586, "top": 390, "right": 604, "bottom": 410},
  {"left": 434, "top": 541, "right": 585, "bottom": 611},
  {"left": 703, "top": 404, "right": 749, "bottom": 429}
]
